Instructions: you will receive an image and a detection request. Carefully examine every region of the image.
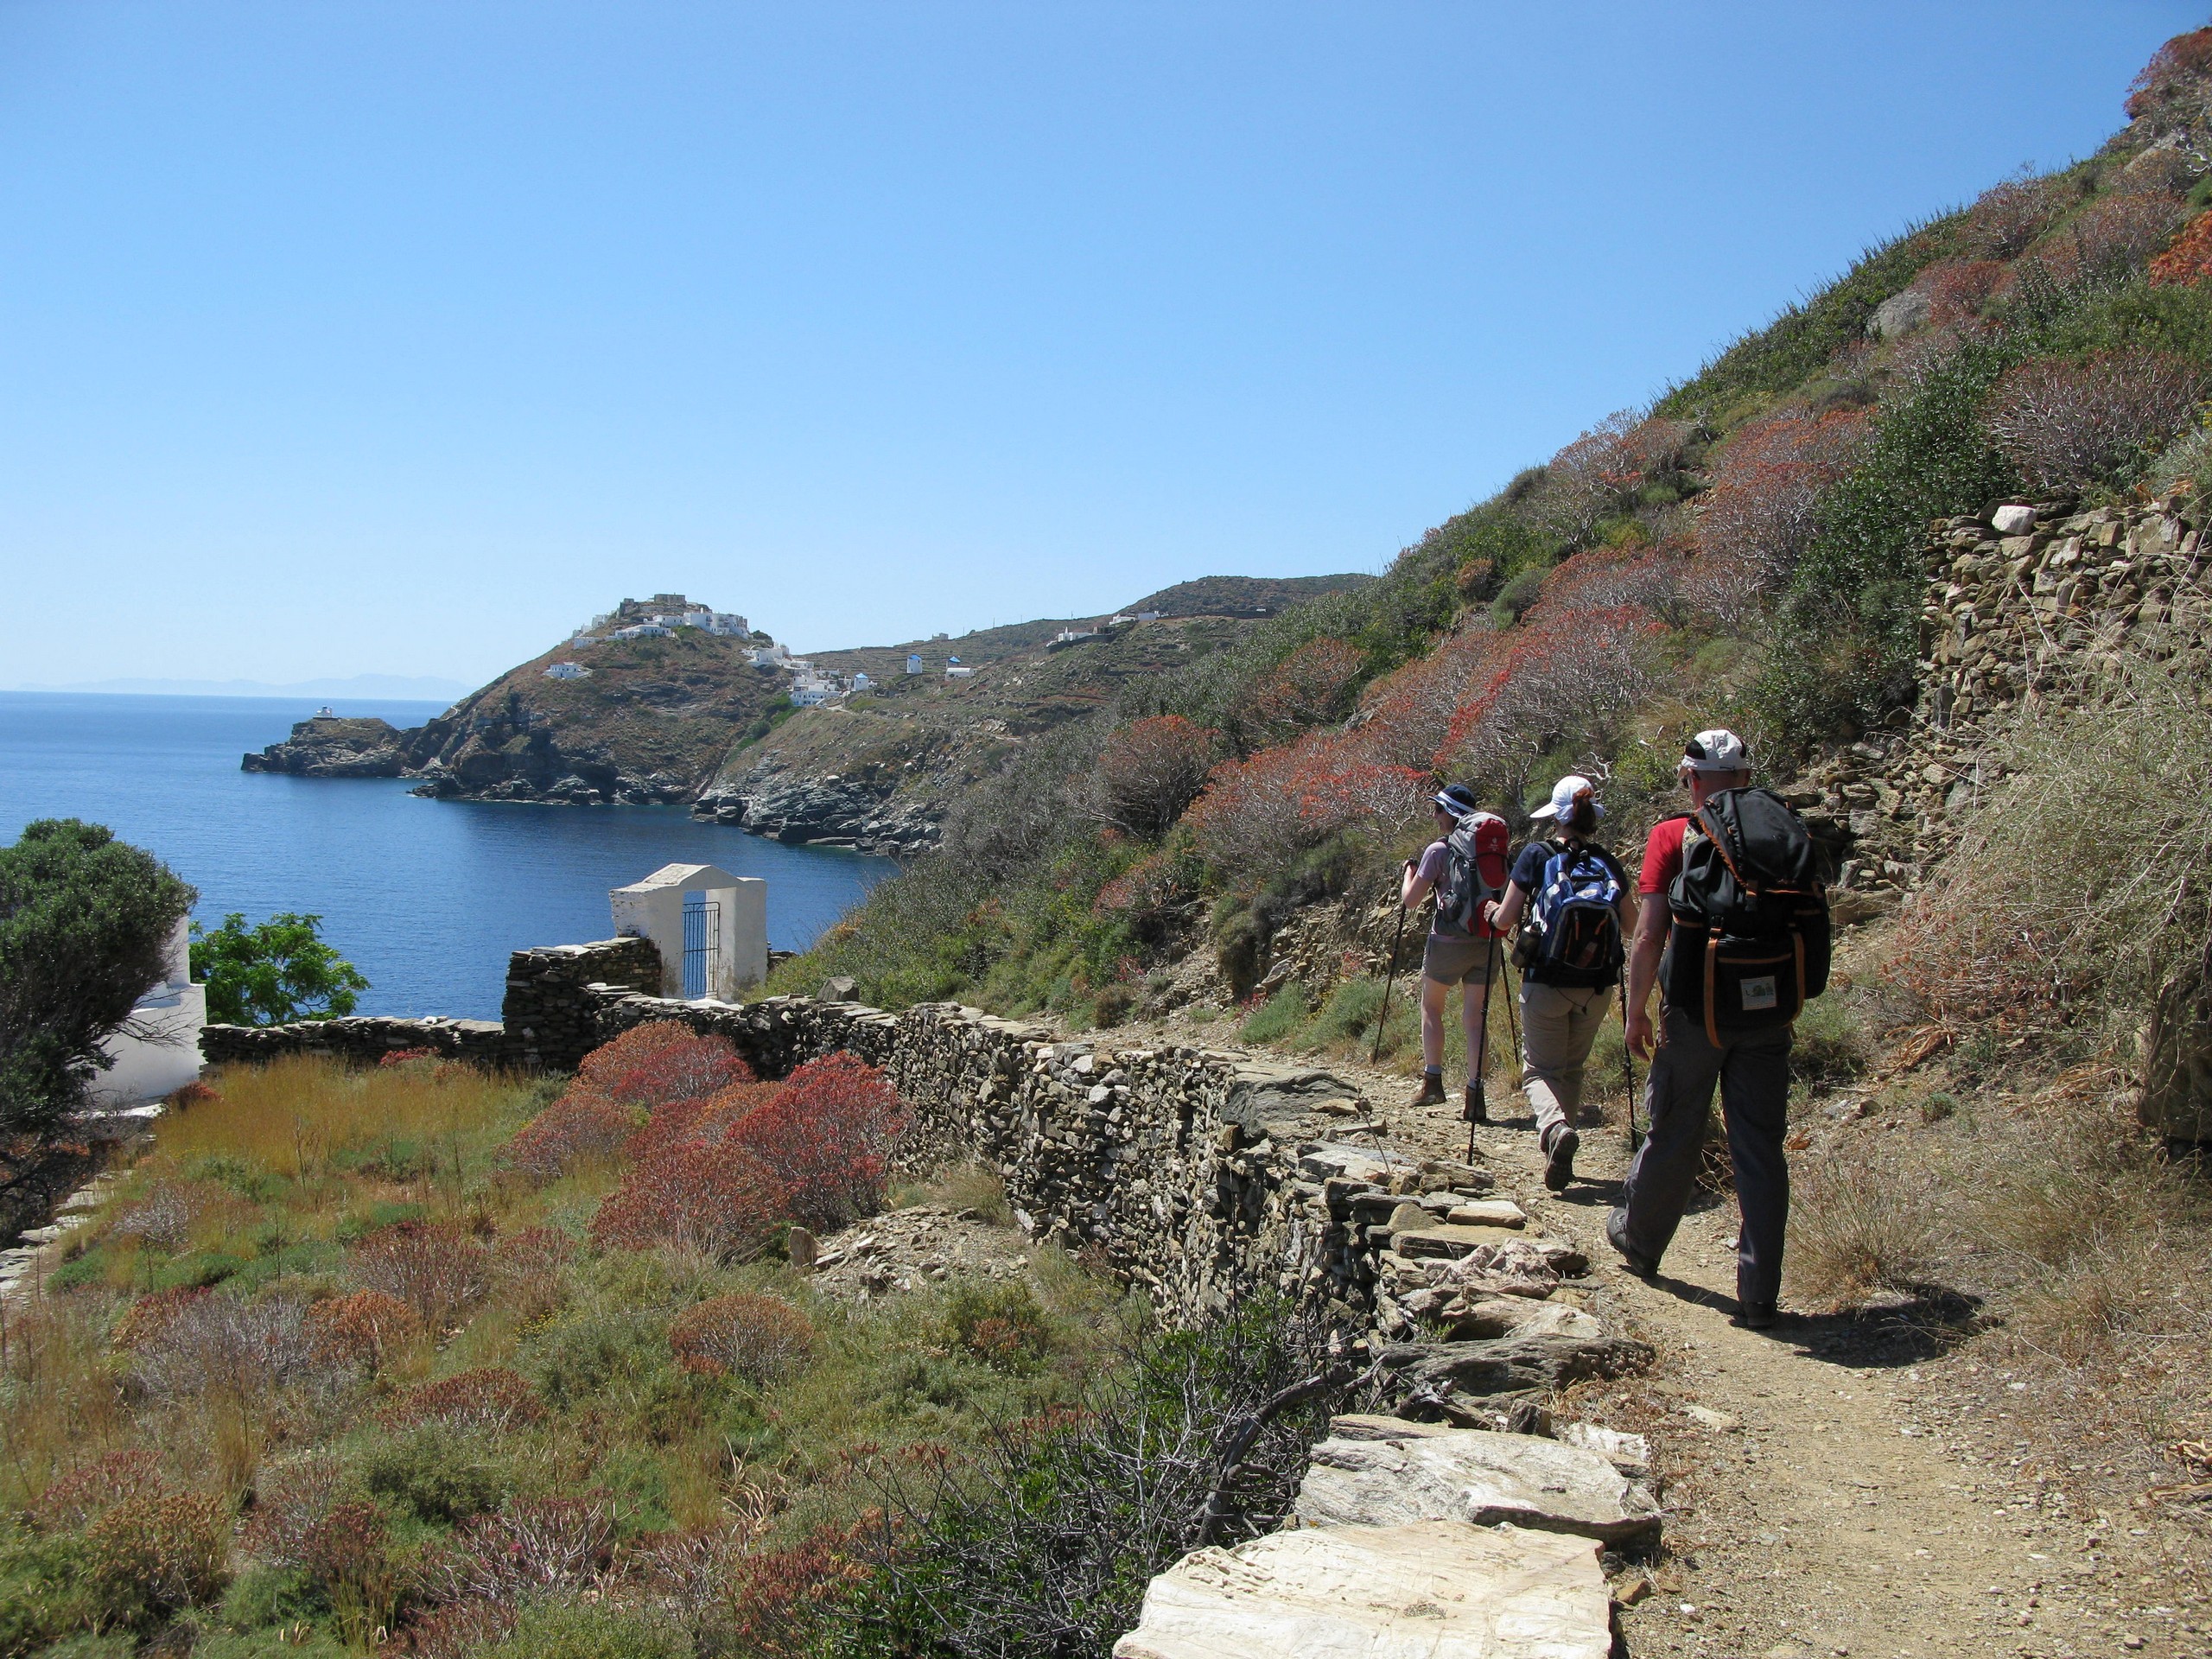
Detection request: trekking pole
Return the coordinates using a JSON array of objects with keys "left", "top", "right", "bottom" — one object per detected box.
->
[
  {"left": 1371, "top": 899, "right": 1408, "bottom": 1065},
  {"left": 1465, "top": 932, "right": 1497, "bottom": 1163},
  {"left": 1618, "top": 978, "right": 1643, "bottom": 1155}
]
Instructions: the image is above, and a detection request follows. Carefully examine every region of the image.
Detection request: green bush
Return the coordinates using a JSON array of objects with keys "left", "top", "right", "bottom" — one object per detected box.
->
[
  {"left": 359, "top": 1424, "right": 508, "bottom": 1527},
  {"left": 0, "top": 1523, "right": 99, "bottom": 1656},
  {"left": 1790, "top": 996, "right": 1869, "bottom": 1090},
  {"left": 1236, "top": 984, "right": 1309, "bottom": 1046},
  {"left": 1301, "top": 977, "right": 1385, "bottom": 1050}
]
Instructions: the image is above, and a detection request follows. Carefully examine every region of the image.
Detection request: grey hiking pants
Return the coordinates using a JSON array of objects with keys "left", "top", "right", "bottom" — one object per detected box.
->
[
  {"left": 1520, "top": 980, "right": 1611, "bottom": 1146},
  {"left": 1618, "top": 1006, "right": 1793, "bottom": 1308}
]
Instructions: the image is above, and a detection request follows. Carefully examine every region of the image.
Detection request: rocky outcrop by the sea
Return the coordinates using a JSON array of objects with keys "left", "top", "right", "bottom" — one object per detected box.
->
[
  {"left": 692, "top": 753, "right": 941, "bottom": 855},
  {"left": 240, "top": 715, "right": 407, "bottom": 778}
]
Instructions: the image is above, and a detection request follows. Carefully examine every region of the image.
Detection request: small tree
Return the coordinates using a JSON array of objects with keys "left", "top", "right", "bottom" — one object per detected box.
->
[
  {"left": 0, "top": 819, "right": 195, "bottom": 1151},
  {"left": 1094, "top": 715, "right": 1217, "bottom": 840},
  {"left": 1983, "top": 350, "right": 2211, "bottom": 492},
  {"left": 190, "top": 912, "right": 368, "bottom": 1026}
]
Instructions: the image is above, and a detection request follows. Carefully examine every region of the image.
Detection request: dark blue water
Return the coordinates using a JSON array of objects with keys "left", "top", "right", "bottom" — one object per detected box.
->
[{"left": 0, "top": 692, "right": 893, "bottom": 1020}]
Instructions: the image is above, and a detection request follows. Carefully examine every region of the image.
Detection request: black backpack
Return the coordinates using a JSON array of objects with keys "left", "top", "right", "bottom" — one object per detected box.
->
[
  {"left": 1519, "top": 840, "right": 1628, "bottom": 988},
  {"left": 1433, "top": 811, "right": 1510, "bottom": 938},
  {"left": 1664, "top": 788, "right": 1832, "bottom": 1041}
]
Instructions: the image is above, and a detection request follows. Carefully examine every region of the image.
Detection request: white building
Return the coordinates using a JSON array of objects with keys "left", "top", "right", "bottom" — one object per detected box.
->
[
  {"left": 544, "top": 662, "right": 591, "bottom": 680},
  {"left": 613, "top": 623, "right": 674, "bottom": 640},
  {"left": 851, "top": 671, "right": 874, "bottom": 692},
  {"left": 611, "top": 862, "right": 767, "bottom": 1001},
  {"left": 677, "top": 609, "right": 751, "bottom": 636},
  {"left": 945, "top": 665, "right": 975, "bottom": 679},
  {"left": 906, "top": 653, "right": 924, "bottom": 675},
  {"left": 91, "top": 918, "right": 206, "bottom": 1108},
  {"left": 747, "top": 642, "right": 791, "bottom": 667},
  {"left": 791, "top": 683, "right": 832, "bottom": 707}
]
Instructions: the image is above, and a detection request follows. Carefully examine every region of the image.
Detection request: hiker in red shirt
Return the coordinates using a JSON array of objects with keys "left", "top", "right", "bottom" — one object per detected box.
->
[{"left": 1611, "top": 728, "right": 1792, "bottom": 1331}]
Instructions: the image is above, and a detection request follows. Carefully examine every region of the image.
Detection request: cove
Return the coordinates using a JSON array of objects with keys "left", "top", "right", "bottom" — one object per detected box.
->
[{"left": 0, "top": 692, "right": 893, "bottom": 1020}]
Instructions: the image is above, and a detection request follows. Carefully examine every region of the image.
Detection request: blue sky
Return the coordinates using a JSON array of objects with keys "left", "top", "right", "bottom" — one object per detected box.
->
[{"left": 0, "top": 2, "right": 2199, "bottom": 687}]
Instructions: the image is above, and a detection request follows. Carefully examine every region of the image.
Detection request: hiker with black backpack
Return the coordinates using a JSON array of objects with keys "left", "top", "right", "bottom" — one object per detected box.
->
[
  {"left": 1398, "top": 785, "right": 1511, "bottom": 1116},
  {"left": 1480, "top": 774, "right": 1635, "bottom": 1192},
  {"left": 1611, "top": 729, "right": 1832, "bottom": 1331}
]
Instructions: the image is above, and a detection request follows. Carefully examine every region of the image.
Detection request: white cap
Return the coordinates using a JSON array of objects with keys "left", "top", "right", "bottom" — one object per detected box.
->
[
  {"left": 1529, "top": 773, "right": 1604, "bottom": 823},
  {"left": 1678, "top": 728, "right": 1751, "bottom": 775}
]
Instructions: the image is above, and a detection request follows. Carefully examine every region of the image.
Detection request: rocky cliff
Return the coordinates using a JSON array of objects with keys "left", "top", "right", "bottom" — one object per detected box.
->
[{"left": 240, "top": 715, "right": 408, "bottom": 778}]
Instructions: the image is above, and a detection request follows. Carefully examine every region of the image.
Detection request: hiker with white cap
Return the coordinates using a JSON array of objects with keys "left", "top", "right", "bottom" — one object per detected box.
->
[
  {"left": 1610, "top": 728, "right": 1832, "bottom": 1331},
  {"left": 1399, "top": 784, "right": 1510, "bottom": 1116},
  {"left": 1481, "top": 774, "right": 1635, "bottom": 1191}
]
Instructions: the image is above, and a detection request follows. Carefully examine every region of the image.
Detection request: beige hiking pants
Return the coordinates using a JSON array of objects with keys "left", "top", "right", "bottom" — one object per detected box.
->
[{"left": 1519, "top": 979, "right": 1611, "bottom": 1142}]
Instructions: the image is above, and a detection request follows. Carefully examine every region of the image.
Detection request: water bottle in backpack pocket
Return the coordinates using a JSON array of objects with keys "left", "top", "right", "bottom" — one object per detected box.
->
[
  {"left": 1663, "top": 788, "right": 1833, "bottom": 1043},
  {"left": 1518, "top": 841, "right": 1627, "bottom": 988}
]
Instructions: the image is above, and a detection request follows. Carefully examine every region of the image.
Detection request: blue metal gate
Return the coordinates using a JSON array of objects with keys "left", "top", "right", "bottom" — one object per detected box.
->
[{"left": 682, "top": 898, "right": 720, "bottom": 998}]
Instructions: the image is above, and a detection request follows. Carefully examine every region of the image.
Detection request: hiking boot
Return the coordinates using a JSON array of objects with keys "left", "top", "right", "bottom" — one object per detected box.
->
[
  {"left": 1541, "top": 1124, "right": 1580, "bottom": 1191},
  {"left": 1733, "top": 1300, "right": 1778, "bottom": 1331},
  {"left": 1462, "top": 1082, "right": 1488, "bottom": 1125},
  {"left": 1409, "top": 1071, "right": 1446, "bottom": 1109},
  {"left": 1605, "top": 1207, "right": 1656, "bottom": 1278}
]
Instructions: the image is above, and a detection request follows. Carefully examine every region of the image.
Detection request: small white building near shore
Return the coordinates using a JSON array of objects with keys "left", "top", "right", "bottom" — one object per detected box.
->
[{"left": 91, "top": 918, "right": 207, "bottom": 1107}]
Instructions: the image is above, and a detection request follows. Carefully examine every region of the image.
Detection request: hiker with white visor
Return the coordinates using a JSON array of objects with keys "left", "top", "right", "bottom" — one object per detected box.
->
[{"left": 1483, "top": 774, "right": 1636, "bottom": 1191}]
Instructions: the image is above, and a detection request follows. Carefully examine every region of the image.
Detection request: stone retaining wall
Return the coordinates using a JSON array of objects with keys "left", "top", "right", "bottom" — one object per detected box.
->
[
  {"left": 588, "top": 988, "right": 1442, "bottom": 1318},
  {"left": 200, "top": 1014, "right": 508, "bottom": 1067}
]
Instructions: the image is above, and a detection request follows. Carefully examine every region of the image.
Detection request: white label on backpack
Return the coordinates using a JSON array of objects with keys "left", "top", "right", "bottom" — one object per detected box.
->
[{"left": 1740, "top": 976, "right": 1778, "bottom": 1012}]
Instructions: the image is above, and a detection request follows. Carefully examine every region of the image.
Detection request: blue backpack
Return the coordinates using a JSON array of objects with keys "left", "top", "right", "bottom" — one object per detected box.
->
[{"left": 1522, "top": 841, "right": 1627, "bottom": 988}]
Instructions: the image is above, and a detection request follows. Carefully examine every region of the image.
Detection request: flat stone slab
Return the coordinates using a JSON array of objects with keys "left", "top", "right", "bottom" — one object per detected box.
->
[
  {"left": 1392, "top": 1224, "right": 1527, "bottom": 1260},
  {"left": 1296, "top": 1425, "right": 1662, "bottom": 1546},
  {"left": 1445, "top": 1199, "right": 1526, "bottom": 1229},
  {"left": 1109, "top": 1521, "right": 1611, "bottom": 1659}
]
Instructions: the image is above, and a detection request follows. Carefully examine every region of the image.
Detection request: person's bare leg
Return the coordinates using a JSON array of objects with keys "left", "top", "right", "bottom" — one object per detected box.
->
[{"left": 1411, "top": 976, "right": 1450, "bottom": 1106}]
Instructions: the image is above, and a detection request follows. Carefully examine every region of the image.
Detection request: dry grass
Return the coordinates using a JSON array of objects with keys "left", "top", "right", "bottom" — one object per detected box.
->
[
  {"left": 1784, "top": 1139, "right": 1943, "bottom": 1308},
  {"left": 160, "top": 1053, "right": 526, "bottom": 1185}
]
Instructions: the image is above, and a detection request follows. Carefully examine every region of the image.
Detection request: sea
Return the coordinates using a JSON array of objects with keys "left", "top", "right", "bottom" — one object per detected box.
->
[{"left": 0, "top": 692, "right": 893, "bottom": 1020}]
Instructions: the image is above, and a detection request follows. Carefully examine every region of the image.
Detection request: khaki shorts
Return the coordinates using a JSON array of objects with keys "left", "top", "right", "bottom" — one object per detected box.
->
[{"left": 1423, "top": 933, "right": 1498, "bottom": 987}]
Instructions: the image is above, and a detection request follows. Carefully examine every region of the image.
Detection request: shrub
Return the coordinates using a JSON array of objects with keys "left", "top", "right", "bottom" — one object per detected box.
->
[
  {"left": 1094, "top": 716, "right": 1217, "bottom": 838},
  {"left": 1789, "top": 997, "right": 1869, "bottom": 1090},
  {"left": 945, "top": 1281, "right": 1052, "bottom": 1373},
  {"left": 505, "top": 1089, "right": 642, "bottom": 1185},
  {"left": 306, "top": 1288, "right": 423, "bottom": 1370},
  {"left": 82, "top": 1489, "right": 229, "bottom": 1626},
  {"left": 667, "top": 1294, "right": 816, "bottom": 1385},
  {"left": 299, "top": 1500, "right": 398, "bottom": 1643},
  {"left": 379, "top": 1367, "right": 545, "bottom": 1434},
  {"left": 1183, "top": 732, "right": 1428, "bottom": 876},
  {"left": 421, "top": 1498, "right": 615, "bottom": 1605},
  {"left": 32, "top": 1449, "right": 164, "bottom": 1531},
  {"left": 1522, "top": 411, "right": 1693, "bottom": 548},
  {"left": 1984, "top": 350, "right": 2210, "bottom": 495},
  {"left": 861, "top": 1300, "right": 1352, "bottom": 1655},
  {"left": 190, "top": 911, "right": 368, "bottom": 1026},
  {"left": 2150, "top": 207, "right": 2212, "bottom": 287},
  {"left": 2052, "top": 193, "right": 2186, "bottom": 282},
  {"left": 128, "top": 1290, "right": 329, "bottom": 1402},
  {"left": 108, "top": 1179, "right": 213, "bottom": 1254},
  {"left": 1963, "top": 171, "right": 2069, "bottom": 259},
  {"left": 589, "top": 1139, "right": 787, "bottom": 1262},
  {"left": 1691, "top": 409, "right": 1872, "bottom": 620},
  {"left": 2126, "top": 26, "right": 2212, "bottom": 122},
  {"left": 1245, "top": 639, "right": 1364, "bottom": 743},
  {"left": 576, "top": 1022, "right": 754, "bottom": 1108},
  {"left": 347, "top": 1220, "right": 491, "bottom": 1331},
  {"left": 111, "top": 1284, "right": 210, "bottom": 1351},
  {"left": 361, "top": 1425, "right": 508, "bottom": 1527},
  {"left": 1907, "top": 257, "right": 2012, "bottom": 329},
  {"left": 490, "top": 1225, "right": 577, "bottom": 1323},
  {"left": 241, "top": 1452, "right": 346, "bottom": 1570},
  {"left": 1236, "top": 984, "right": 1308, "bottom": 1047},
  {"left": 721, "top": 1523, "right": 873, "bottom": 1659},
  {"left": 379, "top": 1046, "right": 437, "bottom": 1067},
  {"left": 727, "top": 1053, "right": 907, "bottom": 1232}
]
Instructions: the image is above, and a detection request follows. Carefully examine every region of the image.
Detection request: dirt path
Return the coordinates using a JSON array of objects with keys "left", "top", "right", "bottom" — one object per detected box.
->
[{"left": 1115, "top": 1017, "right": 2209, "bottom": 1656}]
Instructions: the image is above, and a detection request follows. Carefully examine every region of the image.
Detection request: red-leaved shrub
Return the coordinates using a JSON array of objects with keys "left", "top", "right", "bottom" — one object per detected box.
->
[
  {"left": 589, "top": 1138, "right": 787, "bottom": 1262},
  {"left": 577, "top": 1021, "right": 755, "bottom": 1107},
  {"left": 1182, "top": 730, "right": 1428, "bottom": 874},
  {"left": 503, "top": 1087, "right": 641, "bottom": 1185},
  {"left": 1983, "top": 350, "right": 2211, "bottom": 490},
  {"left": 243, "top": 1452, "right": 346, "bottom": 1569},
  {"left": 668, "top": 1293, "right": 817, "bottom": 1384},
  {"left": 1692, "top": 409, "right": 1872, "bottom": 620},
  {"left": 33, "top": 1448, "right": 165, "bottom": 1530},
  {"left": 306, "top": 1289, "right": 423, "bottom": 1370},
  {"left": 2126, "top": 27, "right": 2212, "bottom": 121},
  {"left": 721, "top": 1523, "right": 872, "bottom": 1659},
  {"left": 378, "top": 1046, "right": 437, "bottom": 1067},
  {"left": 1246, "top": 639, "right": 1365, "bottom": 744},
  {"left": 2152, "top": 207, "right": 2212, "bottom": 287},
  {"left": 83, "top": 1490, "right": 229, "bottom": 1623},
  {"left": 626, "top": 1079, "right": 783, "bottom": 1162},
  {"left": 727, "top": 1055, "right": 907, "bottom": 1232},
  {"left": 347, "top": 1221, "right": 490, "bottom": 1332},
  {"left": 2019, "top": 193, "right": 2187, "bottom": 290},
  {"left": 1964, "top": 172, "right": 2070, "bottom": 259},
  {"left": 378, "top": 1366, "right": 544, "bottom": 1433},
  {"left": 112, "top": 1285, "right": 212, "bottom": 1350},
  {"left": 1095, "top": 715, "right": 1217, "bottom": 839}
]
